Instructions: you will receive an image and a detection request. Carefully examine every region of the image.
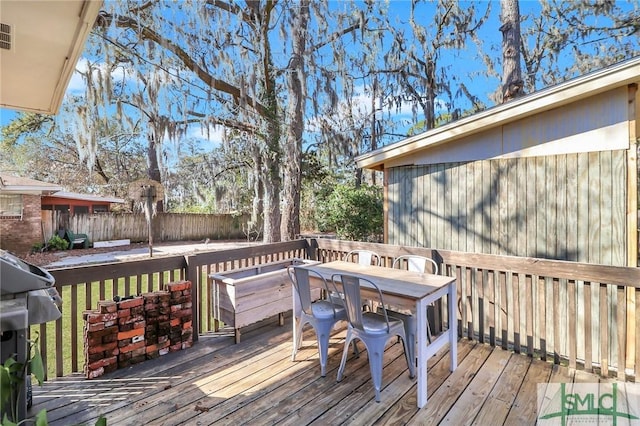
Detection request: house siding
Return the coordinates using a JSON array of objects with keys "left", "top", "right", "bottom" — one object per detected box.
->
[
  {"left": 387, "top": 150, "right": 628, "bottom": 266},
  {"left": 0, "top": 194, "right": 43, "bottom": 254}
]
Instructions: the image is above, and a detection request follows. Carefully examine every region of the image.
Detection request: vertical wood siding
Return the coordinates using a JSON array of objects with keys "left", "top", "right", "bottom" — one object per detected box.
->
[{"left": 387, "top": 150, "right": 628, "bottom": 266}]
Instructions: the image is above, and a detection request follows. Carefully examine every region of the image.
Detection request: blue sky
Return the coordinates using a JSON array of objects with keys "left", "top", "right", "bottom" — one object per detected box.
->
[{"left": 2, "top": 0, "right": 638, "bottom": 149}]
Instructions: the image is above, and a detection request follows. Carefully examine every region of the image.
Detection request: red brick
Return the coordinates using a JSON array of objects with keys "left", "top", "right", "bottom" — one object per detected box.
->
[
  {"left": 118, "top": 297, "right": 143, "bottom": 309},
  {"left": 182, "top": 321, "right": 192, "bottom": 329},
  {"left": 86, "top": 336, "right": 103, "bottom": 346},
  {"left": 145, "top": 340, "right": 170, "bottom": 354},
  {"left": 117, "top": 308, "right": 131, "bottom": 318},
  {"left": 132, "top": 347, "right": 146, "bottom": 357},
  {"left": 171, "top": 309, "right": 192, "bottom": 319},
  {"left": 86, "top": 325, "right": 117, "bottom": 337},
  {"left": 85, "top": 312, "right": 104, "bottom": 324},
  {"left": 88, "top": 341, "right": 118, "bottom": 355},
  {"left": 119, "top": 340, "right": 146, "bottom": 354},
  {"left": 87, "top": 366, "right": 105, "bottom": 379},
  {"left": 169, "top": 318, "right": 181, "bottom": 327},
  {"left": 87, "top": 352, "right": 104, "bottom": 363},
  {"left": 84, "top": 322, "right": 104, "bottom": 333},
  {"left": 142, "top": 292, "right": 158, "bottom": 302},
  {"left": 167, "top": 281, "right": 190, "bottom": 292},
  {"left": 88, "top": 356, "right": 117, "bottom": 371},
  {"left": 98, "top": 301, "right": 117, "bottom": 314},
  {"left": 100, "top": 312, "right": 118, "bottom": 322},
  {"left": 117, "top": 328, "right": 144, "bottom": 340}
]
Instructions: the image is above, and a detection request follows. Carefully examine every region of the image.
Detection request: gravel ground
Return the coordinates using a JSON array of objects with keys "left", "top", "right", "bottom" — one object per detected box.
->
[{"left": 20, "top": 241, "right": 204, "bottom": 267}]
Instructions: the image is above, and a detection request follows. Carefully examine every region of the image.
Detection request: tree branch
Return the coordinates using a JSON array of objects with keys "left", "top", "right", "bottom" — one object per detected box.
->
[{"left": 96, "top": 12, "right": 268, "bottom": 116}]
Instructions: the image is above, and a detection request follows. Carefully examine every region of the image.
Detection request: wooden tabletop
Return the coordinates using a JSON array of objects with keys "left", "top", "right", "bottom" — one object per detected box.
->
[{"left": 298, "top": 260, "right": 455, "bottom": 302}]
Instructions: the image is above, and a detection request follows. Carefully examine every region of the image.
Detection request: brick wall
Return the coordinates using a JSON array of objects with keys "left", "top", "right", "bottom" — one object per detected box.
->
[
  {"left": 0, "top": 194, "right": 42, "bottom": 254},
  {"left": 83, "top": 280, "right": 193, "bottom": 379}
]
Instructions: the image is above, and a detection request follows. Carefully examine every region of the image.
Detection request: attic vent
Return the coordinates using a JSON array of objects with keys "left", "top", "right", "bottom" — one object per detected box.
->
[{"left": 0, "top": 23, "right": 12, "bottom": 51}]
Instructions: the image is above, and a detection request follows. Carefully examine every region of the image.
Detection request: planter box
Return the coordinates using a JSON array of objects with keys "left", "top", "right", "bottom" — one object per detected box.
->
[{"left": 209, "top": 258, "right": 320, "bottom": 343}]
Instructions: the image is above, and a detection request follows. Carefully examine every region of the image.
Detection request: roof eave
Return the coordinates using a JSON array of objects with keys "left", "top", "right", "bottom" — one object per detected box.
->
[{"left": 356, "top": 57, "right": 640, "bottom": 170}]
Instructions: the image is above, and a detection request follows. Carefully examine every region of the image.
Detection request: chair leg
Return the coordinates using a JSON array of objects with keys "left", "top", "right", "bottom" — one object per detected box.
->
[
  {"left": 292, "top": 318, "right": 306, "bottom": 361},
  {"left": 316, "top": 320, "right": 335, "bottom": 377},
  {"left": 401, "top": 335, "right": 416, "bottom": 379},
  {"left": 366, "top": 337, "right": 387, "bottom": 403},
  {"left": 336, "top": 330, "right": 354, "bottom": 382}
]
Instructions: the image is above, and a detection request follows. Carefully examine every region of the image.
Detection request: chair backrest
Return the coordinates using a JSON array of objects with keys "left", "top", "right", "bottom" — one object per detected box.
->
[
  {"left": 343, "top": 250, "right": 381, "bottom": 266},
  {"left": 332, "top": 273, "right": 390, "bottom": 333},
  {"left": 288, "top": 266, "right": 339, "bottom": 316},
  {"left": 392, "top": 255, "right": 438, "bottom": 275}
]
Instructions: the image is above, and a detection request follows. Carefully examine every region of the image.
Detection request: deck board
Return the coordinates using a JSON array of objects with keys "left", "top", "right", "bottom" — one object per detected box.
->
[{"left": 29, "top": 315, "right": 611, "bottom": 425}]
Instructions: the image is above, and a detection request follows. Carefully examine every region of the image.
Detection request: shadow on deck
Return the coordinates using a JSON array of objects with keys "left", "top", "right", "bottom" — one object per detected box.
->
[{"left": 31, "top": 314, "right": 610, "bottom": 425}]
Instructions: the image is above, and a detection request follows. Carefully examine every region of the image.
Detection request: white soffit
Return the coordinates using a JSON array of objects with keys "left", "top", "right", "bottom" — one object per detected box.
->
[
  {"left": 357, "top": 57, "right": 640, "bottom": 170},
  {"left": 0, "top": 0, "right": 103, "bottom": 114}
]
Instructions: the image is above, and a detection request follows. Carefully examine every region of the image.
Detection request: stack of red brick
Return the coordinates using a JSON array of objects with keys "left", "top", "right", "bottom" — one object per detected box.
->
[{"left": 83, "top": 280, "right": 193, "bottom": 379}]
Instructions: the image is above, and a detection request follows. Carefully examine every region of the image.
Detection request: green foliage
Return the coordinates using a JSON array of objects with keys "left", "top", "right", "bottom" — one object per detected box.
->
[
  {"left": 317, "top": 184, "right": 383, "bottom": 241},
  {"left": 1, "top": 334, "right": 45, "bottom": 425},
  {"left": 46, "top": 235, "right": 69, "bottom": 251},
  {"left": 1, "top": 333, "right": 106, "bottom": 425}
]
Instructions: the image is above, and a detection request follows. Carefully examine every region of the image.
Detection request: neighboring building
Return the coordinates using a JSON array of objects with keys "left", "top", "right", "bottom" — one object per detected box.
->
[
  {"left": 356, "top": 57, "right": 640, "bottom": 267},
  {"left": 41, "top": 191, "right": 125, "bottom": 215},
  {"left": 0, "top": 173, "right": 125, "bottom": 253},
  {"left": 0, "top": 173, "right": 62, "bottom": 253}
]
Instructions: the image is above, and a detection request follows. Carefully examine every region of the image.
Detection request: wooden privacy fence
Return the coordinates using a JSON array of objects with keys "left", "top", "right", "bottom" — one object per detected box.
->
[
  {"left": 37, "top": 238, "right": 640, "bottom": 382},
  {"left": 41, "top": 211, "right": 249, "bottom": 243},
  {"left": 313, "top": 239, "right": 640, "bottom": 380}
]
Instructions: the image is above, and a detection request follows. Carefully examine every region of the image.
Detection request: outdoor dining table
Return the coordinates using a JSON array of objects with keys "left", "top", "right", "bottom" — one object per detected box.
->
[{"left": 296, "top": 260, "right": 457, "bottom": 408}]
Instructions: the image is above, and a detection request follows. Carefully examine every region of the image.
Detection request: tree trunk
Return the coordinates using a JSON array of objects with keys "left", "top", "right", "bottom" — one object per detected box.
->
[
  {"left": 257, "top": 1, "right": 282, "bottom": 243},
  {"left": 281, "top": 2, "right": 309, "bottom": 241},
  {"left": 500, "top": 0, "right": 524, "bottom": 102},
  {"left": 249, "top": 146, "right": 263, "bottom": 241},
  {"left": 147, "top": 133, "right": 163, "bottom": 213}
]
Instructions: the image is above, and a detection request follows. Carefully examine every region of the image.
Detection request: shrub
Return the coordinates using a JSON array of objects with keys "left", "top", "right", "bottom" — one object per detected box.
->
[
  {"left": 318, "top": 184, "right": 383, "bottom": 241},
  {"left": 46, "top": 235, "right": 69, "bottom": 251}
]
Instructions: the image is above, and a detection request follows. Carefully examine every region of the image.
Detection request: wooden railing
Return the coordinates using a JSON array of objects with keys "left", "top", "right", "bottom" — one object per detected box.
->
[
  {"left": 313, "top": 239, "right": 640, "bottom": 380},
  {"left": 42, "top": 240, "right": 309, "bottom": 379},
  {"left": 39, "top": 238, "right": 640, "bottom": 381}
]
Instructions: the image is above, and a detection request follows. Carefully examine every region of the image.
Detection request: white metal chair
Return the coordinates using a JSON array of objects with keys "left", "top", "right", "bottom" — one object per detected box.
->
[
  {"left": 333, "top": 273, "right": 415, "bottom": 402},
  {"left": 342, "top": 250, "right": 382, "bottom": 311},
  {"left": 343, "top": 249, "right": 381, "bottom": 266},
  {"left": 287, "top": 265, "right": 349, "bottom": 377},
  {"left": 384, "top": 255, "right": 440, "bottom": 363},
  {"left": 392, "top": 254, "right": 438, "bottom": 275}
]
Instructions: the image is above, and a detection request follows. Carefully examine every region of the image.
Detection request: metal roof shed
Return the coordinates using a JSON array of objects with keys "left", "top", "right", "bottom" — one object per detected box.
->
[{"left": 356, "top": 57, "right": 640, "bottom": 267}]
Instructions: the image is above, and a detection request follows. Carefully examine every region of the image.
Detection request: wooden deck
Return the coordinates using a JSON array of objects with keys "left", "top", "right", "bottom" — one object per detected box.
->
[{"left": 31, "top": 315, "right": 609, "bottom": 426}]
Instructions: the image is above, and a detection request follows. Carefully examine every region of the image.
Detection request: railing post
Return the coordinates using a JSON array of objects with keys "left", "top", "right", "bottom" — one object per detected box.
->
[
  {"left": 306, "top": 238, "right": 318, "bottom": 261},
  {"left": 185, "top": 255, "right": 199, "bottom": 342}
]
